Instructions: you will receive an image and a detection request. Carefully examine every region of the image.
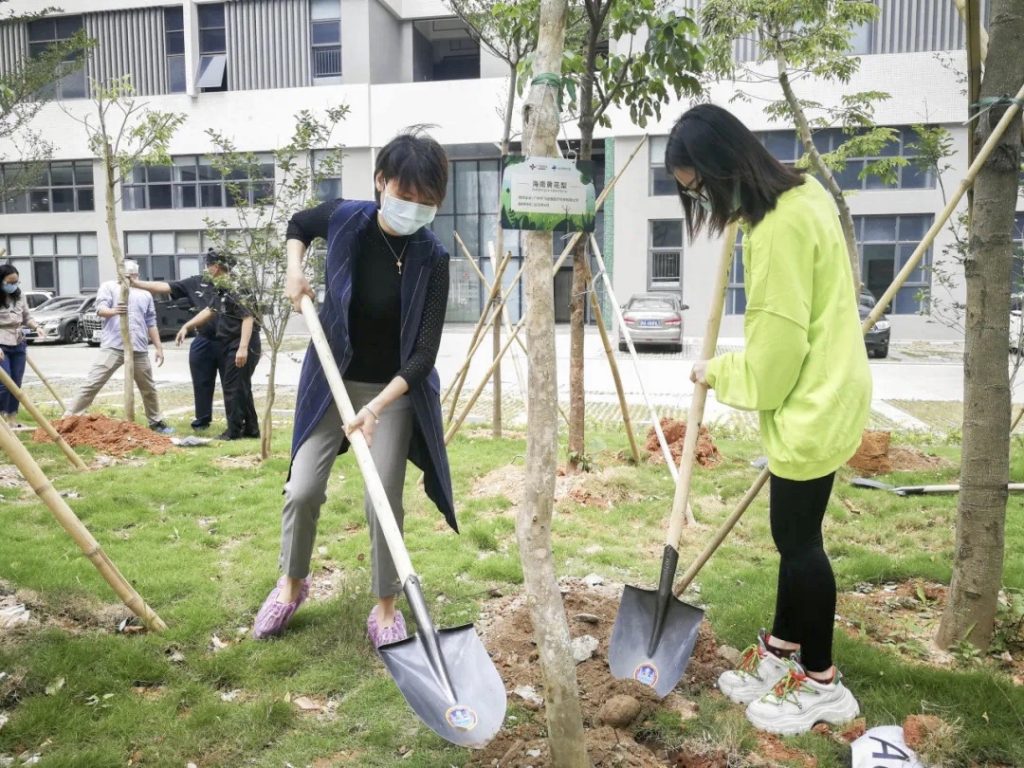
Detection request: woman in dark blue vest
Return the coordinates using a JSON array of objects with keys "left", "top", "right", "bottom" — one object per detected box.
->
[{"left": 253, "top": 130, "right": 455, "bottom": 647}]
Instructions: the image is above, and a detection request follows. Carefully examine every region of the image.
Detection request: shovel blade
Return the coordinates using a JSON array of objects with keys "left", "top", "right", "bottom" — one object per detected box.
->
[
  {"left": 608, "top": 584, "right": 704, "bottom": 698},
  {"left": 379, "top": 624, "right": 506, "bottom": 749}
]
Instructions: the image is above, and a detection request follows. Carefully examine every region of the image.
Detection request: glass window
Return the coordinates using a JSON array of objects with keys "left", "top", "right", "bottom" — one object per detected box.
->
[
  {"left": 168, "top": 56, "right": 186, "bottom": 93},
  {"left": 32, "top": 235, "right": 54, "bottom": 255},
  {"left": 58, "top": 258, "right": 80, "bottom": 295},
  {"left": 127, "top": 233, "right": 150, "bottom": 254},
  {"left": 651, "top": 220, "right": 682, "bottom": 248},
  {"left": 855, "top": 215, "right": 933, "bottom": 314},
  {"left": 649, "top": 136, "right": 676, "bottom": 196},
  {"left": 81, "top": 256, "right": 99, "bottom": 290},
  {"left": 56, "top": 234, "right": 79, "bottom": 255},
  {"left": 649, "top": 220, "right": 682, "bottom": 290},
  {"left": 26, "top": 15, "right": 86, "bottom": 100},
  {"left": 0, "top": 159, "right": 94, "bottom": 214},
  {"left": 34, "top": 260, "right": 56, "bottom": 289},
  {"left": 311, "top": 0, "right": 340, "bottom": 20}
]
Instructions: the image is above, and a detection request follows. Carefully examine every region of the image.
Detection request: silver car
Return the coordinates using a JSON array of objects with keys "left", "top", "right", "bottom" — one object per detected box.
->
[{"left": 617, "top": 294, "right": 688, "bottom": 353}]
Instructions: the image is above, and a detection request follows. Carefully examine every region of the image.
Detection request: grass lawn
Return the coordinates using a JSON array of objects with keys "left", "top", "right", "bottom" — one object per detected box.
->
[{"left": 0, "top": 414, "right": 1022, "bottom": 767}]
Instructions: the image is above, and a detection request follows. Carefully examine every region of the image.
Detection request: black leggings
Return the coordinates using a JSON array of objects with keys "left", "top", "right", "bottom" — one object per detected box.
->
[{"left": 769, "top": 472, "right": 836, "bottom": 673}]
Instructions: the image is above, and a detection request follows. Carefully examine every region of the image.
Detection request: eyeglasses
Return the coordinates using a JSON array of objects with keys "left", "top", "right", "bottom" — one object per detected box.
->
[{"left": 678, "top": 178, "right": 710, "bottom": 204}]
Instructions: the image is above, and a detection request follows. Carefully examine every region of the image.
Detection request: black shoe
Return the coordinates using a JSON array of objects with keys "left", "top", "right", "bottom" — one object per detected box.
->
[
  {"left": 150, "top": 421, "right": 174, "bottom": 435},
  {"left": 243, "top": 431, "right": 260, "bottom": 439},
  {"left": 191, "top": 419, "right": 211, "bottom": 429},
  {"left": 217, "top": 431, "right": 240, "bottom": 441}
]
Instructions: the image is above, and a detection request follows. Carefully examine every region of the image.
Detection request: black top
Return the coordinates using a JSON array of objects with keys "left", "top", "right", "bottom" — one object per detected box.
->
[
  {"left": 286, "top": 199, "right": 448, "bottom": 387},
  {"left": 169, "top": 274, "right": 218, "bottom": 339},
  {"left": 214, "top": 289, "right": 260, "bottom": 349}
]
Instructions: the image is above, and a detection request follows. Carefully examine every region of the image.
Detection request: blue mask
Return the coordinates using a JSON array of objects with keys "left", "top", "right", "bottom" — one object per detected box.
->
[
  {"left": 380, "top": 190, "right": 437, "bottom": 236},
  {"left": 2, "top": 283, "right": 18, "bottom": 295}
]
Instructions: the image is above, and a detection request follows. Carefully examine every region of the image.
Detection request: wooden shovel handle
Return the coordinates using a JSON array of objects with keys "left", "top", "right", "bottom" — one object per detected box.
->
[
  {"left": 665, "top": 222, "right": 740, "bottom": 549},
  {"left": 299, "top": 296, "right": 416, "bottom": 584}
]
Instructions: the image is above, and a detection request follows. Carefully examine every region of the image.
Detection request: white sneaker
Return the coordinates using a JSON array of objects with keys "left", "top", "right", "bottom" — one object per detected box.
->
[
  {"left": 745, "top": 663, "right": 860, "bottom": 735},
  {"left": 717, "top": 629, "right": 798, "bottom": 705}
]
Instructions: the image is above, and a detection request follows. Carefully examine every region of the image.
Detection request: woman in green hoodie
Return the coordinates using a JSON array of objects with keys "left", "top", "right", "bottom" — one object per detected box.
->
[{"left": 665, "top": 104, "right": 871, "bottom": 735}]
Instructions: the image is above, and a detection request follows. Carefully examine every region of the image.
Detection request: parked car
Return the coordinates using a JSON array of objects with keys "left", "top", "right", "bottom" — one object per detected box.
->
[
  {"left": 617, "top": 294, "right": 688, "bottom": 353},
  {"left": 1010, "top": 293, "right": 1023, "bottom": 354},
  {"left": 82, "top": 293, "right": 195, "bottom": 346},
  {"left": 859, "top": 290, "right": 891, "bottom": 358},
  {"left": 22, "top": 290, "right": 54, "bottom": 309},
  {"left": 24, "top": 294, "right": 95, "bottom": 344}
]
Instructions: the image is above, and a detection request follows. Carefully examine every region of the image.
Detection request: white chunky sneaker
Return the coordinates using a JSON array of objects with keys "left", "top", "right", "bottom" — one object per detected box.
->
[
  {"left": 745, "top": 664, "right": 860, "bottom": 736},
  {"left": 717, "top": 629, "right": 798, "bottom": 706}
]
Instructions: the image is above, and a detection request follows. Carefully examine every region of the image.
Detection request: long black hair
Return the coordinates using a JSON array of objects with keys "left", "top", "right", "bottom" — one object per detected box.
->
[
  {"left": 665, "top": 104, "right": 805, "bottom": 239},
  {"left": 374, "top": 125, "right": 449, "bottom": 206},
  {"left": 0, "top": 264, "right": 21, "bottom": 307}
]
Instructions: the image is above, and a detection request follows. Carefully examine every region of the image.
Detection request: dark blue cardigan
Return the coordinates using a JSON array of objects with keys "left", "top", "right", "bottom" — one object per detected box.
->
[{"left": 290, "top": 200, "right": 457, "bottom": 532}]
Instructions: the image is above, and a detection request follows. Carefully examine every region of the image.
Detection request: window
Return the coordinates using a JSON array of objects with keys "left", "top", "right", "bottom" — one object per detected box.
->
[
  {"left": 854, "top": 215, "right": 933, "bottom": 314},
  {"left": 125, "top": 230, "right": 221, "bottom": 281},
  {"left": 412, "top": 18, "right": 480, "bottom": 82},
  {"left": 0, "top": 160, "right": 94, "bottom": 214},
  {"left": 197, "top": 3, "right": 227, "bottom": 92},
  {"left": 0, "top": 232, "right": 98, "bottom": 294},
  {"left": 27, "top": 15, "right": 86, "bottom": 99},
  {"left": 758, "top": 128, "right": 935, "bottom": 190},
  {"left": 165, "top": 7, "right": 186, "bottom": 93},
  {"left": 726, "top": 232, "right": 745, "bottom": 315},
  {"left": 648, "top": 220, "right": 683, "bottom": 291},
  {"left": 848, "top": 21, "right": 873, "bottom": 55},
  {"left": 311, "top": 0, "right": 342, "bottom": 80},
  {"left": 312, "top": 150, "right": 342, "bottom": 201},
  {"left": 123, "top": 154, "right": 274, "bottom": 210},
  {"left": 649, "top": 136, "right": 676, "bottom": 196}
]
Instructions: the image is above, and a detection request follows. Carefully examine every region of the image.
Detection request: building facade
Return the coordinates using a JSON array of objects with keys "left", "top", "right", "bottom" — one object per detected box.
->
[{"left": 0, "top": 0, "right": 1021, "bottom": 339}]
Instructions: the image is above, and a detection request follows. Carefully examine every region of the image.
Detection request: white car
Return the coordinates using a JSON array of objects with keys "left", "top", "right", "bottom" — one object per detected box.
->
[{"left": 1011, "top": 293, "right": 1023, "bottom": 354}]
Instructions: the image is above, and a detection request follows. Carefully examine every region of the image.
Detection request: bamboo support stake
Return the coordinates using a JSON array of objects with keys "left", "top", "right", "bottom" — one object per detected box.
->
[
  {"left": 580, "top": 256, "right": 641, "bottom": 465},
  {"left": 673, "top": 82, "right": 1024, "bottom": 595},
  {"left": 440, "top": 135, "right": 651, "bottom": 412},
  {"left": 26, "top": 355, "right": 67, "bottom": 412},
  {"left": 0, "top": 419, "right": 166, "bottom": 631},
  {"left": 0, "top": 366, "right": 86, "bottom": 470}
]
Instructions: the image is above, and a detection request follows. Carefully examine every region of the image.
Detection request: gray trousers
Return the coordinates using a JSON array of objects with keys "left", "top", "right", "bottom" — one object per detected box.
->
[
  {"left": 67, "top": 348, "right": 164, "bottom": 425},
  {"left": 280, "top": 380, "right": 414, "bottom": 598}
]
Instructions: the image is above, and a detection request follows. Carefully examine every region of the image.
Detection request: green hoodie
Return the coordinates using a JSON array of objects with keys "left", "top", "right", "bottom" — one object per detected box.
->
[{"left": 705, "top": 176, "right": 871, "bottom": 481}]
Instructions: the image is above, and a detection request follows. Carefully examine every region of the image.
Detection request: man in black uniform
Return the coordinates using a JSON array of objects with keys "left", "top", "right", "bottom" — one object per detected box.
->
[{"left": 132, "top": 249, "right": 233, "bottom": 430}]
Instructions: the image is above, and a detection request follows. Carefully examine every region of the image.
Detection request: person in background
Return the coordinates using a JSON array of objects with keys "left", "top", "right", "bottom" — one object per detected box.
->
[
  {"left": 250, "top": 128, "right": 455, "bottom": 648},
  {"left": 175, "top": 272, "right": 260, "bottom": 441},
  {"left": 132, "top": 249, "right": 233, "bottom": 430},
  {"left": 64, "top": 260, "right": 174, "bottom": 434},
  {"left": 664, "top": 103, "right": 870, "bottom": 735},
  {"left": 0, "top": 265, "right": 47, "bottom": 430}
]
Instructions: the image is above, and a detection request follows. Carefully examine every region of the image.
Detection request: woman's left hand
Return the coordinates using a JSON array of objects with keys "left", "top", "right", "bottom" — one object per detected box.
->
[
  {"left": 690, "top": 360, "right": 710, "bottom": 386},
  {"left": 235, "top": 349, "right": 248, "bottom": 369},
  {"left": 345, "top": 407, "right": 378, "bottom": 447}
]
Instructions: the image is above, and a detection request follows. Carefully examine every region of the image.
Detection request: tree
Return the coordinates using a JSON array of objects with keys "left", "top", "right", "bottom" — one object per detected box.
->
[
  {"left": 448, "top": 0, "right": 540, "bottom": 438},
  {"left": 64, "top": 76, "right": 185, "bottom": 421},
  {"left": 936, "top": 0, "right": 1024, "bottom": 651},
  {"left": 204, "top": 106, "right": 349, "bottom": 460},
  {"left": 554, "top": 0, "right": 704, "bottom": 471},
  {"left": 519, "top": 0, "right": 589, "bottom": 764},
  {"left": 702, "top": 0, "right": 891, "bottom": 294},
  {"left": 0, "top": 3, "right": 92, "bottom": 198}
]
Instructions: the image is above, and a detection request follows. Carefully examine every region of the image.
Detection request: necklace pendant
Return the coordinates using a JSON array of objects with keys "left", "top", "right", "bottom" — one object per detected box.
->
[{"left": 397, "top": 260, "right": 402, "bottom": 275}]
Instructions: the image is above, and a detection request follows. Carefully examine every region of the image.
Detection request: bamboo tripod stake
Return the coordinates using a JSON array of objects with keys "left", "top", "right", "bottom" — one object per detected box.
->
[
  {"left": 0, "top": 419, "right": 166, "bottom": 631},
  {"left": 673, "top": 77, "right": 1024, "bottom": 596},
  {"left": 0, "top": 366, "right": 86, "bottom": 470},
  {"left": 26, "top": 356, "right": 67, "bottom": 412},
  {"left": 443, "top": 135, "right": 651, "bottom": 445}
]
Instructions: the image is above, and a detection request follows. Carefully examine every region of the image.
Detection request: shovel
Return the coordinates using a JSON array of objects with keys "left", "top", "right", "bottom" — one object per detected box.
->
[
  {"left": 851, "top": 477, "right": 1024, "bottom": 496},
  {"left": 608, "top": 224, "right": 738, "bottom": 698},
  {"left": 299, "top": 296, "right": 506, "bottom": 748}
]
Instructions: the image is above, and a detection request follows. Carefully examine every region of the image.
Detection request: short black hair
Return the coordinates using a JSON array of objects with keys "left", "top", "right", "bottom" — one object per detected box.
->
[
  {"left": 205, "top": 248, "right": 235, "bottom": 270},
  {"left": 665, "top": 104, "right": 805, "bottom": 239},
  {"left": 374, "top": 126, "right": 448, "bottom": 206},
  {"left": 0, "top": 264, "right": 21, "bottom": 307}
]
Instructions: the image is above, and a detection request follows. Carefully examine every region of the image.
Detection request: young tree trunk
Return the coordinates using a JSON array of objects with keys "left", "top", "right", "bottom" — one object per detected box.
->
[
  {"left": 493, "top": 68, "right": 519, "bottom": 439},
  {"left": 260, "top": 344, "right": 277, "bottom": 461},
  {"left": 519, "top": 0, "right": 589, "bottom": 764},
  {"left": 936, "top": 0, "right": 1024, "bottom": 650},
  {"left": 776, "top": 54, "right": 862, "bottom": 295},
  {"left": 100, "top": 138, "right": 135, "bottom": 422}
]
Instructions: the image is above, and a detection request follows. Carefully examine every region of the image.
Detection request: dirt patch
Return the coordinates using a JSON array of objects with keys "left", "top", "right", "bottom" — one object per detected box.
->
[
  {"left": 847, "top": 431, "right": 950, "bottom": 476},
  {"left": 33, "top": 415, "right": 173, "bottom": 457},
  {"left": 471, "top": 466, "right": 645, "bottom": 511},
  {"left": 0, "top": 579, "right": 129, "bottom": 640},
  {"left": 213, "top": 455, "right": 263, "bottom": 470},
  {"left": 646, "top": 419, "right": 721, "bottom": 469},
  {"left": 468, "top": 578, "right": 736, "bottom": 767},
  {"left": 0, "top": 465, "right": 27, "bottom": 490},
  {"left": 838, "top": 580, "right": 1023, "bottom": 683}
]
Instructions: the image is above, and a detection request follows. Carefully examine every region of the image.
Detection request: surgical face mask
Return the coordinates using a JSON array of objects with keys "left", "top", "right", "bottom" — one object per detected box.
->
[
  {"left": 379, "top": 189, "right": 437, "bottom": 236},
  {"left": 2, "top": 282, "right": 18, "bottom": 294}
]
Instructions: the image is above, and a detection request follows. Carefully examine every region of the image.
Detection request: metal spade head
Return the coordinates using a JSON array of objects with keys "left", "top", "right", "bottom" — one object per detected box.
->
[
  {"left": 608, "top": 584, "right": 705, "bottom": 698},
  {"left": 379, "top": 624, "right": 507, "bottom": 749}
]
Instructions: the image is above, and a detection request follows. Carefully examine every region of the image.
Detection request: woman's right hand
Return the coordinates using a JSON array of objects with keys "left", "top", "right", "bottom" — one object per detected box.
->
[
  {"left": 175, "top": 325, "right": 190, "bottom": 347},
  {"left": 285, "top": 270, "right": 315, "bottom": 312},
  {"left": 0, "top": 348, "right": 5, "bottom": 362}
]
